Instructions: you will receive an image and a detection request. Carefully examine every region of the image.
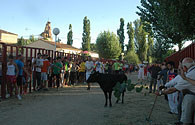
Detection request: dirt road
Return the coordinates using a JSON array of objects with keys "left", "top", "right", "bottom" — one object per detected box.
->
[{"left": 0, "top": 73, "right": 177, "bottom": 125}]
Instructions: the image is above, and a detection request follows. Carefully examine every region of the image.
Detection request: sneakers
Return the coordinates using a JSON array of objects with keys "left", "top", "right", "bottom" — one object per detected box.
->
[
  {"left": 17, "top": 95, "right": 22, "bottom": 100},
  {"left": 87, "top": 87, "right": 90, "bottom": 90}
]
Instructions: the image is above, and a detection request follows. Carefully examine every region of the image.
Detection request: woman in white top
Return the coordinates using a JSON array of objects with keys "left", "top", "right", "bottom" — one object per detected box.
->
[{"left": 6, "top": 55, "right": 21, "bottom": 100}]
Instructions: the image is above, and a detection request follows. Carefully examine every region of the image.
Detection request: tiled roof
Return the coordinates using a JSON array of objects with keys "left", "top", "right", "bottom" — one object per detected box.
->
[
  {"left": 40, "top": 39, "right": 81, "bottom": 51},
  {"left": 0, "top": 29, "right": 18, "bottom": 36}
]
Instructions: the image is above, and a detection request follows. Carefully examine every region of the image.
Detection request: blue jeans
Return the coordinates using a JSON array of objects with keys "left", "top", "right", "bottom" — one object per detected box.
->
[{"left": 149, "top": 77, "right": 157, "bottom": 93}]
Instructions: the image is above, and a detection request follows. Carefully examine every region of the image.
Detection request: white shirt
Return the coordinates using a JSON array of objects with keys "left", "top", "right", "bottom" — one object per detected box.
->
[
  {"left": 7, "top": 63, "right": 15, "bottom": 76},
  {"left": 139, "top": 64, "right": 144, "bottom": 71},
  {"left": 95, "top": 61, "right": 104, "bottom": 73},
  {"left": 165, "top": 75, "right": 181, "bottom": 88},
  {"left": 35, "top": 58, "right": 43, "bottom": 72},
  {"left": 85, "top": 61, "right": 94, "bottom": 73},
  {"left": 175, "top": 66, "right": 195, "bottom": 93}
]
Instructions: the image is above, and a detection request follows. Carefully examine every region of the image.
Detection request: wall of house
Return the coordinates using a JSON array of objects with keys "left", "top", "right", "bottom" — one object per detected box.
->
[
  {"left": 58, "top": 48, "right": 81, "bottom": 54},
  {"left": 0, "top": 33, "right": 18, "bottom": 44}
]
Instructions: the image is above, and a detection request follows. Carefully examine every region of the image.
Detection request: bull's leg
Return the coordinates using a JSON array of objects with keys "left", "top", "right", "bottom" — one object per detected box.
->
[
  {"left": 109, "top": 91, "right": 112, "bottom": 107},
  {"left": 103, "top": 91, "right": 108, "bottom": 107},
  {"left": 122, "top": 91, "right": 125, "bottom": 104}
]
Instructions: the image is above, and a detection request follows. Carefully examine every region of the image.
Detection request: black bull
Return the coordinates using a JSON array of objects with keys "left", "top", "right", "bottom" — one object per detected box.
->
[{"left": 87, "top": 72, "right": 127, "bottom": 107}]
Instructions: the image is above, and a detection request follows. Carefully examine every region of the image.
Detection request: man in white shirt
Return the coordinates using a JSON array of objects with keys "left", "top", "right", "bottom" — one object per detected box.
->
[
  {"left": 95, "top": 59, "right": 104, "bottom": 73},
  {"left": 138, "top": 62, "right": 145, "bottom": 84},
  {"left": 156, "top": 58, "right": 195, "bottom": 125},
  {"left": 85, "top": 57, "right": 94, "bottom": 90},
  {"left": 33, "top": 53, "right": 43, "bottom": 90}
]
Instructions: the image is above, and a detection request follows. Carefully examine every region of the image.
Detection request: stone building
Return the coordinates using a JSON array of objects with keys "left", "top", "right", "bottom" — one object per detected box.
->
[{"left": 40, "top": 21, "right": 52, "bottom": 41}]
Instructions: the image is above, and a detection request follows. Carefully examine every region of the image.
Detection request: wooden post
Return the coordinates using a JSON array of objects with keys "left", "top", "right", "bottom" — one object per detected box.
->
[{"left": 1, "top": 44, "right": 7, "bottom": 99}]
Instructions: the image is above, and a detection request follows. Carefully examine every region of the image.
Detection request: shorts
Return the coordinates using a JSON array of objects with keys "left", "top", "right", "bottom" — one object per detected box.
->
[
  {"left": 64, "top": 71, "right": 70, "bottom": 79},
  {"left": 17, "top": 76, "right": 23, "bottom": 86},
  {"left": 138, "top": 70, "right": 144, "bottom": 80},
  {"left": 86, "top": 72, "right": 91, "bottom": 80},
  {"left": 6, "top": 75, "right": 17, "bottom": 84},
  {"left": 181, "top": 94, "right": 195, "bottom": 123},
  {"left": 41, "top": 72, "right": 48, "bottom": 81}
]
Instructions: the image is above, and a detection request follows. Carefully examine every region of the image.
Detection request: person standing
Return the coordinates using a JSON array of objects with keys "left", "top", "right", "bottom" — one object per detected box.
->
[
  {"left": 15, "top": 55, "right": 29, "bottom": 96},
  {"left": 70, "top": 60, "right": 78, "bottom": 86},
  {"left": 138, "top": 62, "right": 145, "bottom": 84},
  {"left": 6, "top": 55, "right": 20, "bottom": 100},
  {"left": 52, "top": 57, "right": 62, "bottom": 89},
  {"left": 85, "top": 57, "right": 94, "bottom": 90},
  {"left": 148, "top": 63, "right": 161, "bottom": 93},
  {"left": 166, "top": 61, "right": 178, "bottom": 114},
  {"left": 95, "top": 59, "right": 104, "bottom": 73},
  {"left": 41, "top": 55, "right": 50, "bottom": 90},
  {"left": 79, "top": 59, "right": 86, "bottom": 83},
  {"left": 32, "top": 53, "right": 43, "bottom": 90},
  {"left": 113, "top": 60, "right": 120, "bottom": 74}
]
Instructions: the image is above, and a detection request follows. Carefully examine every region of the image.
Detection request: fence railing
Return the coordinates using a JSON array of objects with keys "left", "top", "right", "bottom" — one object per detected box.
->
[{"left": 0, "top": 42, "right": 81, "bottom": 99}]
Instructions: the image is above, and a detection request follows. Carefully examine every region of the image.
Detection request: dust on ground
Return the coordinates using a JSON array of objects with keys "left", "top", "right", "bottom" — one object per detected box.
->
[{"left": 0, "top": 72, "right": 178, "bottom": 125}]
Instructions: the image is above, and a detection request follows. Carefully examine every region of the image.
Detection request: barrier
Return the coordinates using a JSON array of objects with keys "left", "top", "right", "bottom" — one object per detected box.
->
[
  {"left": 0, "top": 42, "right": 81, "bottom": 99},
  {"left": 166, "top": 42, "right": 195, "bottom": 68}
]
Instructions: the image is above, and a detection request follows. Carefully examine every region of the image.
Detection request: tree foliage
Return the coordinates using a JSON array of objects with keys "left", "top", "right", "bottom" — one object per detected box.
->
[
  {"left": 17, "top": 35, "right": 36, "bottom": 46},
  {"left": 137, "top": 0, "right": 195, "bottom": 50},
  {"left": 134, "top": 19, "right": 148, "bottom": 62},
  {"left": 152, "top": 36, "right": 174, "bottom": 62},
  {"left": 127, "top": 22, "right": 135, "bottom": 52},
  {"left": 117, "top": 18, "right": 125, "bottom": 52},
  {"left": 96, "top": 31, "right": 121, "bottom": 59},
  {"left": 82, "top": 16, "right": 91, "bottom": 51},
  {"left": 90, "top": 43, "right": 97, "bottom": 52},
  {"left": 67, "top": 24, "right": 73, "bottom": 46},
  {"left": 147, "top": 35, "right": 154, "bottom": 63},
  {"left": 17, "top": 37, "right": 25, "bottom": 46},
  {"left": 124, "top": 51, "right": 140, "bottom": 64}
]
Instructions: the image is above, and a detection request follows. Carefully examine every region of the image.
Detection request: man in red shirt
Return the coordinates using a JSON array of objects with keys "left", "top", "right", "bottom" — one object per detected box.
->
[{"left": 41, "top": 54, "right": 50, "bottom": 90}]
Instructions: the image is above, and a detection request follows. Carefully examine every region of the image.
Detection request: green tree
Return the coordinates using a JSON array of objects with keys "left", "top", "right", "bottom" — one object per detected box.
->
[
  {"left": 82, "top": 16, "right": 91, "bottom": 51},
  {"left": 96, "top": 31, "right": 121, "bottom": 59},
  {"left": 67, "top": 24, "right": 73, "bottom": 46},
  {"left": 117, "top": 18, "right": 125, "bottom": 52},
  {"left": 124, "top": 51, "right": 140, "bottom": 64},
  {"left": 147, "top": 35, "right": 154, "bottom": 63},
  {"left": 17, "top": 36, "right": 25, "bottom": 46},
  {"left": 152, "top": 36, "right": 174, "bottom": 62},
  {"left": 29, "top": 35, "right": 36, "bottom": 43},
  {"left": 134, "top": 19, "right": 148, "bottom": 62},
  {"left": 137, "top": 0, "right": 195, "bottom": 50},
  {"left": 127, "top": 22, "right": 135, "bottom": 52},
  {"left": 90, "top": 43, "right": 97, "bottom": 52}
]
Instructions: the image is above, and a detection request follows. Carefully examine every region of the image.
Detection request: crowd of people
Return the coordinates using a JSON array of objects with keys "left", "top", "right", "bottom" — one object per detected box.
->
[
  {"left": 1, "top": 53, "right": 195, "bottom": 124},
  {"left": 138, "top": 58, "right": 195, "bottom": 125},
  {"left": 0, "top": 54, "right": 138, "bottom": 100}
]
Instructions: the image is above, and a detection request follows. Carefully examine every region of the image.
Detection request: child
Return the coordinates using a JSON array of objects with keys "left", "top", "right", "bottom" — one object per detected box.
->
[{"left": 6, "top": 55, "right": 21, "bottom": 100}]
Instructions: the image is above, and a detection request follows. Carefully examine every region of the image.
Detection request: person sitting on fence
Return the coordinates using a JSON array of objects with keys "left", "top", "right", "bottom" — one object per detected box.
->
[{"left": 6, "top": 55, "right": 21, "bottom": 100}]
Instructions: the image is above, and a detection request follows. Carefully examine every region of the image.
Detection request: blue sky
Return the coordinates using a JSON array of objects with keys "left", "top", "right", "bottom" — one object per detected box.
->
[{"left": 0, "top": 0, "right": 141, "bottom": 48}]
